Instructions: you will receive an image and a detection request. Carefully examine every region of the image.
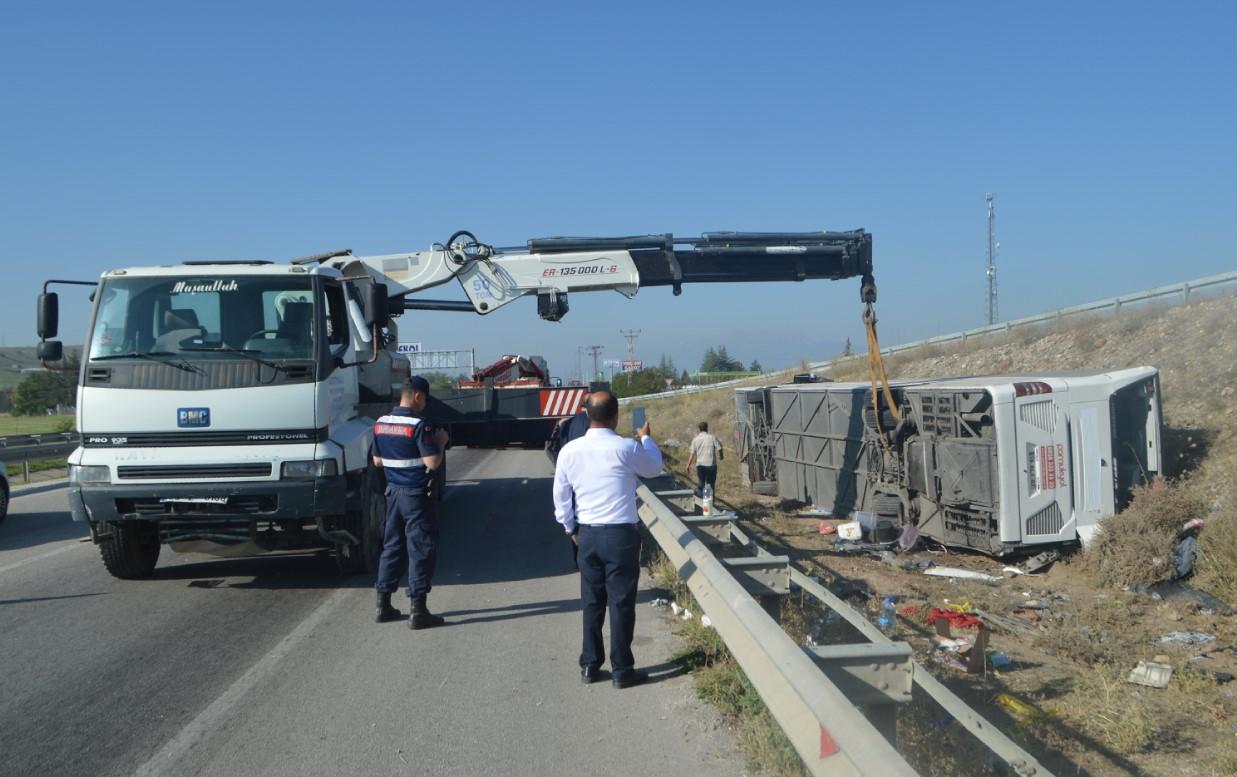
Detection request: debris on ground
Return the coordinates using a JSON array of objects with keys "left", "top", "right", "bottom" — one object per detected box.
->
[
  {"left": 1022, "top": 549, "right": 1061, "bottom": 574},
  {"left": 987, "top": 651, "right": 1013, "bottom": 670},
  {"left": 928, "top": 607, "right": 983, "bottom": 631},
  {"left": 996, "top": 692, "right": 1054, "bottom": 724},
  {"left": 1126, "top": 660, "right": 1173, "bottom": 688},
  {"left": 897, "top": 523, "right": 920, "bottom": 552},
  {"left": 923, "top": 566, "right": 1003, "bottom": 584},
  {"left": 819, "top": 521, "right": 836, "bottom": 535},
  {"left": 1139, "top": 581, "right": 1235, "bottom": 614},
  {"left": 1157, "top": 631, "right": 1217, "bottom": 647},
  {"left": 649, "top": 597, "right": 670, "bottom": 607},
  {"left": 836, "top": 521, "right": 862, "bottom": 541}
]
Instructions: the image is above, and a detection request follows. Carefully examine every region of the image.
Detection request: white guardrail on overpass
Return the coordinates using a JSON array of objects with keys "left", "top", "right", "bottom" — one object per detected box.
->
[{"left": 620, "top": 268, "right": 1237, "bottom": 405}]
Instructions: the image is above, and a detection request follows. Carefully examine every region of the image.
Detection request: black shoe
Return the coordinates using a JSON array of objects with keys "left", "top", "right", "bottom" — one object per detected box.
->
[
  {"left": 409, "top": 595, "right": 445, "bottom": 630},
  {"left": 581, "top": 665, "right": 602, "bottom": 684},
  {"left": 611, "top": 669, "right": 647, "bottom": 689},
  {"left": 375, "top": 592, "right": 402, "bottom": 623}
]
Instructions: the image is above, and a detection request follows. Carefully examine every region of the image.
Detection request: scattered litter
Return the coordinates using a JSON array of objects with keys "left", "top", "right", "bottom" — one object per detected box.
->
[
  {"left": 836, "top": 521, "right": 863, "bottom": 541},
  {"left": 934, "top": 636, "right": 974, "bottom": 653},
  {"left": 1213, "top": 672, "right": 1234, "bottom": 684},
  {"left": 649, "top": 597, "right": 669, "bottom": 608},
  {"left": 944, "top": 600, "right": 973, "bottom": 614},
  {"left": 1137, "top": 581, "right": 1234, "bottom": 614},
  {"left": 828, "top": 578, "right": 871, "bottom": 599},
  {"left": 1158, "top": 631, "right": 1217, "bottom": 647},
  {"left": 680, "top": 609, "right": 695, "bottom": 621},
  {"left": 1022, "top": 550, "right": 1061, "bottom": 574},
  {"left": 799, "top": 507, "right": 833, "bottom": 517},
  {"left": 700, "top": 615, "right": 713, "bottom": 628},
  {"left": 1002, "top": 566, "right": 1030, "bottom": 576},
  {"left": 670, "top": 602, "right": 684, "bottom": 617},
  {"left": 1009, "top": 609, "right": 1043, "bottom": 626},
  {"left": 1127, "top": 661, "right": 1173, "bottom": 688},
  {"left": 924, "top": 566, "right": 1003, "bottom": 584},
  {"left": 975, "top": 608, "right": 1039, "bottom": 636},
  {"left": 897, "top": 523, "right": 921, "bottom": 552},
  {"left": 903, "top": 559, "right": 934, "bottom": 571},
  {"left": 898, "top": 604, "right": 922, "bottom": 618},
  {"left": 819, "top": 522, "right": 837, "bottom": 535},
  {"left": 997, "top": 693, "right": 1053, "bottom": 723},
  {"left": 929, "top": 607, "right": 983, "bottom": 631},
  {"left": 987, "top": 651, "right": 1013, "bottom": 669},
  {"left": 1172, "top": 535, "right": 1198, "bottom": 580}
]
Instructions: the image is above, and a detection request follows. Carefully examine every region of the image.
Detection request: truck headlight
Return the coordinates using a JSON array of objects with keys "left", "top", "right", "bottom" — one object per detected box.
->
[
  {"left": 280, "top": 459, "right": 339, "bottom": 479},
  {"left": 69, "top": 465, "right": 110, "bottom": 484}
]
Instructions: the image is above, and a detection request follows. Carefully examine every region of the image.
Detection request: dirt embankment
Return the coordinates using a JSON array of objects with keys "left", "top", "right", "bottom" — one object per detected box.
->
[{"left": 626, "top": 293, "right": 1237, "bottom": 777}]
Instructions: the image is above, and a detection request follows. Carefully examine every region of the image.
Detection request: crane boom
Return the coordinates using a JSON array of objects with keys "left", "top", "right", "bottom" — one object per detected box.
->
[{"left": 344, "top": 229, "right": 873, "bottom": 321}]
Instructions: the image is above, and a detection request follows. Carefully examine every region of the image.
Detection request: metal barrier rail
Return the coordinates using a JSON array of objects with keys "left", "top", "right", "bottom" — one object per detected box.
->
[
  {"left": 0, "top": 432, "right": 78, "bottom": 481},
  {"left": 620, "top": 268, "right": 1237, "bottom": 406},
  {"left": 637, "top": 475, "right": 1051, "bottom": 777}
]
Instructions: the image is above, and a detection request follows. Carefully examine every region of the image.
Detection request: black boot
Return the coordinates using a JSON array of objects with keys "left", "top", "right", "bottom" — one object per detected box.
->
[
  {"left": 375, "top": 591, "right": 402, "bottom": 623},
  {"left": 409, "top": 595, "right": 445, "bottom": 630}
]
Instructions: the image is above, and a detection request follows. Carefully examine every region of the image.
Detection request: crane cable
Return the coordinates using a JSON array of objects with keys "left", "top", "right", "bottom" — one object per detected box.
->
[{"left": 864, "top": 301, "right": 900, "bottom": 453}]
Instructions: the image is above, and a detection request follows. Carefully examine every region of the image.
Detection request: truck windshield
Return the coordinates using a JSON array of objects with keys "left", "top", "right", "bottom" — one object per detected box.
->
[{"left": 88, "top": 275, "right": 317, "bottom": 361}]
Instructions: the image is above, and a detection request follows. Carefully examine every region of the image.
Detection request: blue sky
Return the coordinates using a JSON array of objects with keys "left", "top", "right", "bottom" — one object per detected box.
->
[{"left": 2, "top": 2, "right": 1234, "bottom": 378}]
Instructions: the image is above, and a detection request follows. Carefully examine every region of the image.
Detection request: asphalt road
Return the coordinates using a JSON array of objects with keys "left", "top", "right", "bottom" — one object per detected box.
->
[{"left": 0, "top": 449, "right": 743, "bottom": 777}]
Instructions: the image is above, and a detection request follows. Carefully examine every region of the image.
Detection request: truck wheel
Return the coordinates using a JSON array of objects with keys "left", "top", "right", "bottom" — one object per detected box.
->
[
  {"left": 99, "top": 522, "right": 160, "bottom": 579},
  {"left": 336, "top": 468, "right": 385, "bottom": 575}
]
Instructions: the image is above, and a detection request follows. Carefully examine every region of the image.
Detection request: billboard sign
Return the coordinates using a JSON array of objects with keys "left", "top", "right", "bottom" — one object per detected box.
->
[{"left": 396, "top": 342, "right": 423, "bottom": 354}]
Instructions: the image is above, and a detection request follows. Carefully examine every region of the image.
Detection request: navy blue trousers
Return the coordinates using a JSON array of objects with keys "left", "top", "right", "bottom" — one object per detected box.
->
[
  {"left": 577, "top": 523, "right": 641, "bottom": 672},
  {"left": 696, "top": 465, "right": 717, "bottom": 496},
  {"left": 375, "top": 486, "right": 438, "bottom": 598}
]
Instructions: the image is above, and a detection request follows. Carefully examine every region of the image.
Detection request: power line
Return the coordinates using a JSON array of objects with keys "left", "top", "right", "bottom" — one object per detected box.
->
[
  {"left": 619, "top": 329, "right": 641, "bottom": 361},
  {"left": 586, "top": 345, "right": 603, "bottom": 381}
]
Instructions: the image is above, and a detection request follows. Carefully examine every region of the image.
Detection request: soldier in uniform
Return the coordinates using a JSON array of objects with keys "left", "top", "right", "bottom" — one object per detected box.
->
[{"left": 373, "top": 375, "right": 450, "bottom": 630}]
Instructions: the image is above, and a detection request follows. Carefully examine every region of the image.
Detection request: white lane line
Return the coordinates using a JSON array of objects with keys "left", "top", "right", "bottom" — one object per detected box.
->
[
  {"left": 134, "top": 587, "right": 352, "bottom": 777},
  {"left": 0, "top": 540, "right": 86, "bottom": 577}
]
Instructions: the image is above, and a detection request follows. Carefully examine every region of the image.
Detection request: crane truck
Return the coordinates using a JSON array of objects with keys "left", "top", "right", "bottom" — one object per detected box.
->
[{"left": 35, "top": 228, "right": 874, "bottom": 578}]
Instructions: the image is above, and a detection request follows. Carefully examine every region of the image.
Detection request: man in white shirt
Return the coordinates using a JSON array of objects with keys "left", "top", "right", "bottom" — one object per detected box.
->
[
  {"left": 553, "top": 391, "right": 663, "bottom": 689},
  {"left": 685, "top": 421, "right": 723, "bottom": 497}
]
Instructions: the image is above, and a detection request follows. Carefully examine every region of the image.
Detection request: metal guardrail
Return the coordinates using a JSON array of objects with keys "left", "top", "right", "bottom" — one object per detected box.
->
[
  {"left": 637, "top": 475, "right": 1050, "bottom": 777},
  {"left": 0, "top": 432, "right": 78, "bottom": 482},
  {"left": 620, "top": 268, "right": 1237, "bottom": 406}
]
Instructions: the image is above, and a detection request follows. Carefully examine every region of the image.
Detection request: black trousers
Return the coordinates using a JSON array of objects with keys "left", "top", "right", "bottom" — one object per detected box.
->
[{"left": 577, "top": 523, "right": 641, "bottom": 671}]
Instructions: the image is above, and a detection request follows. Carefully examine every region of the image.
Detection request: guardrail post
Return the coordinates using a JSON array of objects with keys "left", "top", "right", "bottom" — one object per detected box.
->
[
  {"left": 23, "top": 456, "right": 30, "bottom": 483},
  {"left": 1183, "top": 282, "right": 1191, "bottom": 302}
]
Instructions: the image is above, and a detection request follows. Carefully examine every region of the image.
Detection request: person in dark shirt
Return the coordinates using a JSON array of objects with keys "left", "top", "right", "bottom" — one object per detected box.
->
[{"left": 372, "top": 375, "right": 450, "bottom": 630}]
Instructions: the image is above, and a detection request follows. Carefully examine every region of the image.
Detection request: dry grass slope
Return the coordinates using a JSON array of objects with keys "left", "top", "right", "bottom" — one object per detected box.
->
[{"left": 624, "top": 292, "right": 1237, "bottom": 777}]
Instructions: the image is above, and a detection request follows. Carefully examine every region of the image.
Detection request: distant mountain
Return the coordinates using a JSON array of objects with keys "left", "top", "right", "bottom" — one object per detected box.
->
[{"left": 0, "top": 346, "right": 83, "bottom": 389}]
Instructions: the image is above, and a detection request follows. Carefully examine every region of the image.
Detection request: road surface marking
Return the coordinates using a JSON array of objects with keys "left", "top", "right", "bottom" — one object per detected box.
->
[
  {"left": 0, "top": 541, "right": 85, "bottom": 577},
  {"left": 134, "top": 587, "right": 351, "bottom": 777}
]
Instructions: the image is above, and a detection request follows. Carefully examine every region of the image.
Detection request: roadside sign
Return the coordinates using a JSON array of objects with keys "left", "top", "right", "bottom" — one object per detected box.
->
[
  {"left": 621, "top": 359, "right": 642, "bottom": 372},
  {"left": 396, "top": 342, "right": 422, "bottom": 354}
]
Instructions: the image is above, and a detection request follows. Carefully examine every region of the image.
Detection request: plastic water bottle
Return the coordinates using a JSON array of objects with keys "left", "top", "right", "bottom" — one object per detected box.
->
[
  {"left": 701, "top": 483, "right": 714, "bottom": 515},
  {"left": 877, "top": 596, "right": 897, "bottom": 634}
]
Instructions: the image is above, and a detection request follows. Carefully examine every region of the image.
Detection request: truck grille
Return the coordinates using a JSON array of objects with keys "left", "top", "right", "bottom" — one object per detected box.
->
[
  {"left": 116, "top": 463, "right": 273, "bottom": 479},
  {"left": 82, "top": 428, "right": 326, "bottom": 447},
  {"left": 117, "top": 496, "right": 276, "bottom": 515}
]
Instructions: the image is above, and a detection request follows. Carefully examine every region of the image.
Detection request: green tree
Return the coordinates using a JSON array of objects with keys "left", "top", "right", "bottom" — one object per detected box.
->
[
  {"left": 749, "top": 359, "right": 762, "bottom": 373},
  {"left": 841, "top": 337, "right": 854, "bottom": 357},
  {"left": 13, "top": 368, "right": 76, "bottom": 416}
]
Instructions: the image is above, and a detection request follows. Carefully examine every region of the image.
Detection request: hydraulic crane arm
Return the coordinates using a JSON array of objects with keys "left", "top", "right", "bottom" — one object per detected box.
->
[{"left": 341, "top": 229, "right": 873, "bottom": 322}]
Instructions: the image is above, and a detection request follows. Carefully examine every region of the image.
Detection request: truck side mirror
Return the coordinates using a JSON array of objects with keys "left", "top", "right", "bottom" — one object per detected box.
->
[
  {"left": 38, "top": 340, "right": 63, "bottom": 362},
  {"left": 37, "top": 292, "right": 59, "bottom": 339},
  {"left": 364, "top": 282, "right": 389, "bottom": 328}
]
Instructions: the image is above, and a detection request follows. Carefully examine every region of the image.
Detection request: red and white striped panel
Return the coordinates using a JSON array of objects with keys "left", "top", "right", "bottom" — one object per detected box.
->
[{"left": 539, "top": 388, "right": 586, "bottom": 417}]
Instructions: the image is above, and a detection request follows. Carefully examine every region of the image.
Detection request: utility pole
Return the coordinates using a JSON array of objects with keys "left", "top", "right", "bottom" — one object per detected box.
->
[
  {"left": 575, "top": 346, "right": 584, "bottom": 383},
  {"left": 619, "top": 329, "right": 641, "bottom": 360},
  {"left": 587, "top": 345, "right": 603, "bottom": 381},
  {"left": 986, "top": 193, "right": 998, "bottom": 326}
]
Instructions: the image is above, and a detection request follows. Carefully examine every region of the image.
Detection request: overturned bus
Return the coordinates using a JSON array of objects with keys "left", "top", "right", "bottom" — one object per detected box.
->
[{"left": 735, "top": 368, "right": 1163, "bottom": 555}]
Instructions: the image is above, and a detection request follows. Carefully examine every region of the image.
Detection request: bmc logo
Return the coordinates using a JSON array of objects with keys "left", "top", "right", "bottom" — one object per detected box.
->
[{"left": 178, "top": 408, "right": 211, "bottom": 428}]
